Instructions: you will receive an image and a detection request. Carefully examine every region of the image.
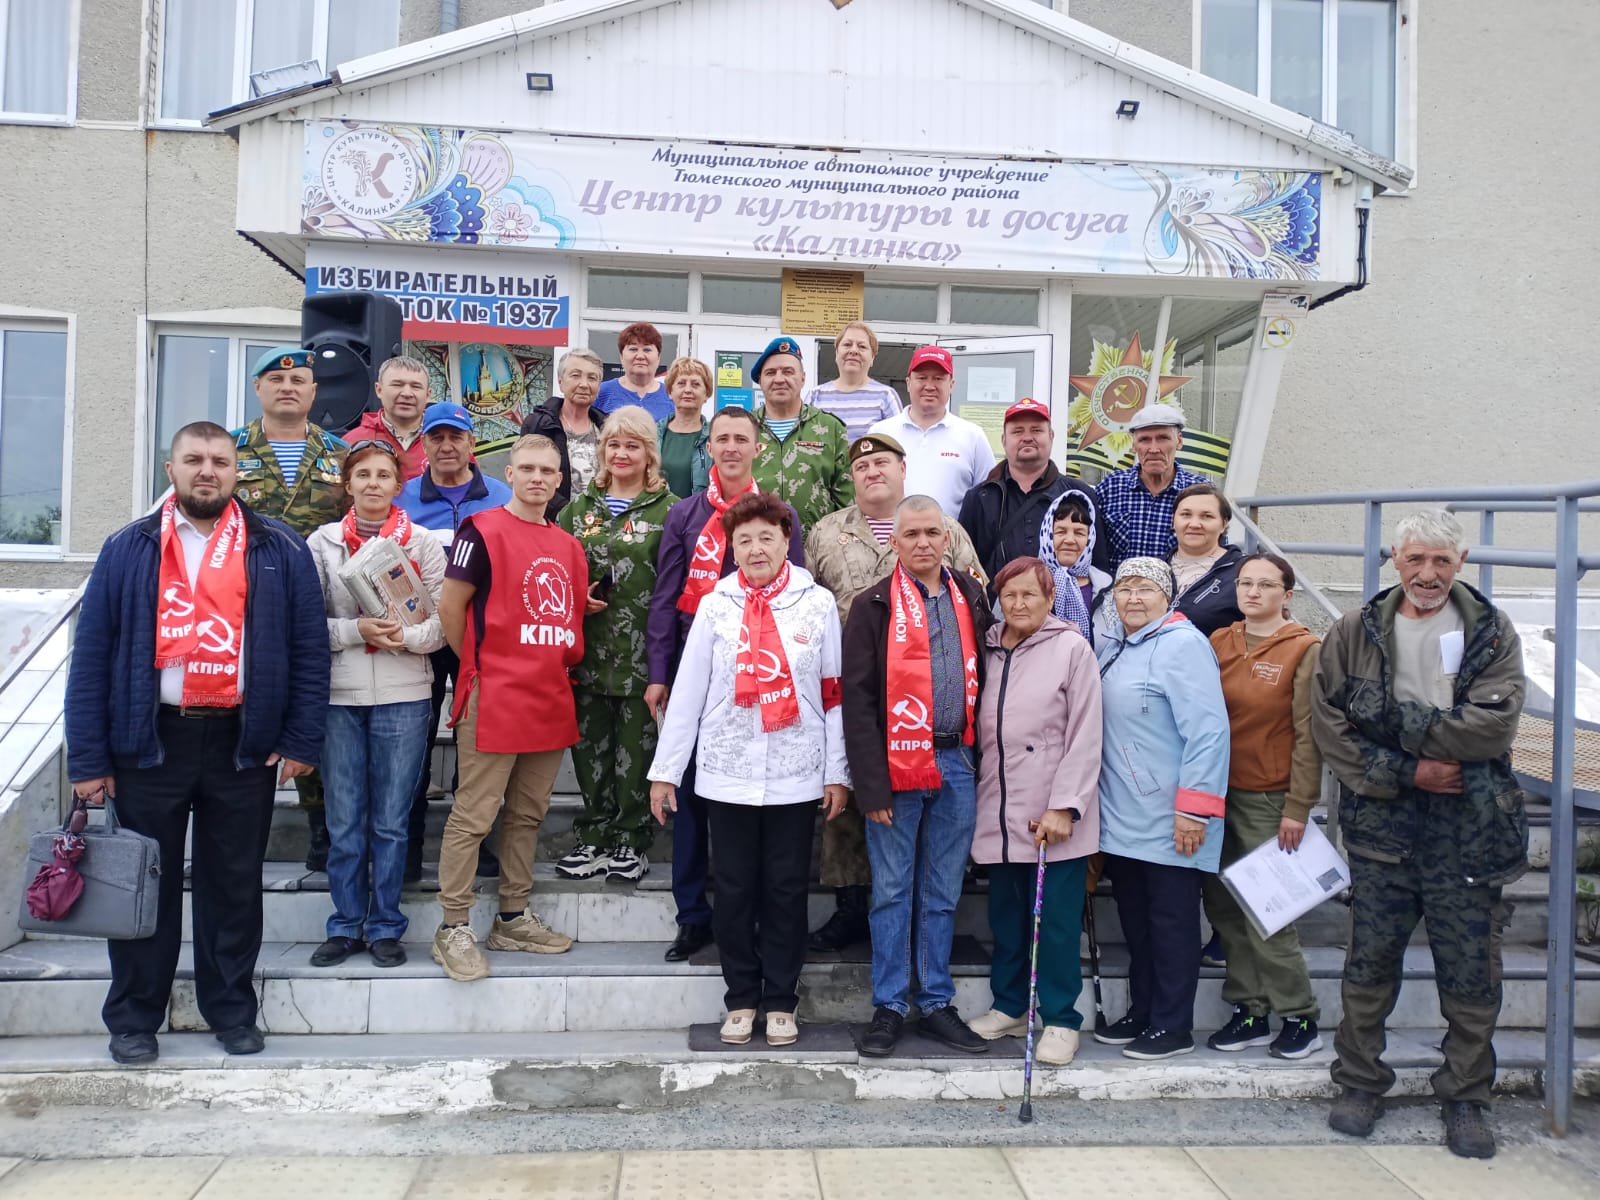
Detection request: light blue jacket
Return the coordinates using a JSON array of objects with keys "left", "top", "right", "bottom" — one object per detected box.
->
[{"left": 1095, "top": 611, "right": 1230, "bottom": 872}]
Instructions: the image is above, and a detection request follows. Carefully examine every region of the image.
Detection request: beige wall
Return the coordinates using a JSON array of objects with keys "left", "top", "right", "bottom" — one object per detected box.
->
[{"left": 1068, "top": 0, "right": 1192, "bottom": 67}]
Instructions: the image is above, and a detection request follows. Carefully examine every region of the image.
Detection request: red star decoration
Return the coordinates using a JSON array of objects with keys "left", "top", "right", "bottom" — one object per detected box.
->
[{"left": 1069, "top": 333, "right": 1193, "bottom": 454}]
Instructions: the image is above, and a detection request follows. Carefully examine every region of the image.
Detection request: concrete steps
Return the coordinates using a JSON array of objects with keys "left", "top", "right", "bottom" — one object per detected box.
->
[
  {"left": 0, "top": 935, "right": 1595, "bottom": 1039},
  {"left": 0, "top": 1028, "right": 1594, "bottom": 1116}
]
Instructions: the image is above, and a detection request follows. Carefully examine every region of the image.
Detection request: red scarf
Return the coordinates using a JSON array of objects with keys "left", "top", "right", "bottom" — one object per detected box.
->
[
  {"left": 677, "top": 466, "right": 758, "bottom": 614},
  {"left": 154, "top": 496, "right": 248, "bottom": 707},
  {"left": 733, "top": 561, "right": 801, "bottom": 733},
  {"left": 884, "top": 563, "right": 978, "bottom": 791},
  {"left": 341, "top": 504, "right": 415, "bottom": 653},
  {"left": 340, "top": 503, "right": 413, "bottom": 556}
]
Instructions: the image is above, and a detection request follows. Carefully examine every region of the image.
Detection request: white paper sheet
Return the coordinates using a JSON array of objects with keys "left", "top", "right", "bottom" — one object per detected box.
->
[
  {"left": 1439, "top": 628, "right": 1464, "bottom": 675},
  {"left": 1218, "top": 820, "right": 1351, "bottom": 939}
]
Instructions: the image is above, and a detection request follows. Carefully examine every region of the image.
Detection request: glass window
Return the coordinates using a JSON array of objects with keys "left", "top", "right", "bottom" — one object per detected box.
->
[
  {"left": 584, "top": 329, "right": 682, "bottom": 373},
  {"left": 1200, "top": 1, "right": 1400, "bottom": 159},
  {"left": 1200, "top": 0, "right": 1258, "bottom": 93},
  {"left": 1270, "top": 0, "right": 1323, "bottom": 121},
  {"left": 2, "top": 0, "right": 73, "bottom": 117},
  {"left": 0, "top": 328, "right": 68, "bottom": 546},
  {"left": 161, "top": 0, "right": 399, "bottom": 123},
  {"left": 585, "top": 269, "right": 690, "bottom": 313},
  {"left": 950, "top": 287, "right": 1040, "bottom": 327},
  {"left": 701, "top": 275, "right": 781, "bottom": 317},
  {"left": 151, "top": 329, "right": 294, "bottom": 501},
  {"left": 863, "top": 282, "right": 937, "bottom": 324},
  {"left": 1338, "top": 0, "right": 1396, "bottom": 157}
]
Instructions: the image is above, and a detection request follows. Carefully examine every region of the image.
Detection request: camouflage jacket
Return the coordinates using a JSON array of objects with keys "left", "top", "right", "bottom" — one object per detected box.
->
[
  {"left": 806, "top": 504, "right": 986, "bottom": 629},
  {"left": 557, "top": 483, "right": 678, "bottom": 697},
  {"left": 233, "top": 420, "right": 349, "bottom": 539},
  {"left": 1311, "top": 581, "right": 1528, "bottom": 886},
  {"left": 751, "top": 403, "right": 853, "bottom": 531}
]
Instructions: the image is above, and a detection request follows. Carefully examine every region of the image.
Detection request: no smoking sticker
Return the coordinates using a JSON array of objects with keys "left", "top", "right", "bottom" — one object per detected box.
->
[{"left": 1261, "top": 317, "right": 1296, "bottom": 349}]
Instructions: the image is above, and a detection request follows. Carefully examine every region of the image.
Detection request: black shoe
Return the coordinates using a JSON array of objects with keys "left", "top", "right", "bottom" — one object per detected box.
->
[
  {"left": 808, "top": 886, "right": 871, "bottom": 952},
  {"left": 1442, "top": 1101, "right": 1496, "bottom": 1159},
  {"left": 1093, "top": 1013, "right": 1147, "bottom": 1046},
  {"left": 304, "top": 809, "right": 330, "bottom": 873},
  {"left": 369, "top": 938, "right": 408, "bottom": 968},
  {"left": 108, "top": 1032, "right": 158, "bottom": 1064},
  {"left": 1123, "top": 1028, "right": 1195, "bottom": 1060},
  {"left": 919, "top": 1005, "right": 990, "bottom": 1054},
  {"left": 215, "top": 1024, "right": 265, "bottom": 1055},
  {"left": 858, "top": 1006, "right": 904, "bottom": 1057},
  {"left": 1200, "top": 931, "right": 1226, "bottom": 968},
  {"left": 664, "top": 923, "right": 713, "bottom": 962},
  {"left": 403, "top": 839, "right": 424, "bottom": 884},
  {"left": 1269, "top": 1017, "right": 1324, "bottom": 1060},
  {"left": 309, "top": 935, "right": 365, "bottom": 967},
  {"left": 1207, "top": 1006, "right": 1273, "bottom": 1052},
  {"left": 1328, "top": 1086, "right": 1381, "bottom": 1138},
  {"left": 476, "top": 845, "right": 500, "bottom": 878}
]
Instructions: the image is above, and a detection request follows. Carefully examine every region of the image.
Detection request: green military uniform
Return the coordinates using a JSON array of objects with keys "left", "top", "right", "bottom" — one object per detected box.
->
[
  {"left": 232, "top": 417, "right": 348, "bottom": 815},
  {"left": 558, "top": 483, "right": 679, "bottom": 854},
  {"left": 232, "top": 420, "right": 350, "bottom": 539},
  {"left": 805, "top": 503, "right": 986, "bottom": 888},
  {"left": 751, "top": 403, "right": 853, "bottom": 531}
]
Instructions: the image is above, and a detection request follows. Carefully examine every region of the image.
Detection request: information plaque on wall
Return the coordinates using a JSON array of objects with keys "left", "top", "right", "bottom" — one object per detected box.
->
[{"left": 780, "top": 269, "right": 865, "bottom": 336}]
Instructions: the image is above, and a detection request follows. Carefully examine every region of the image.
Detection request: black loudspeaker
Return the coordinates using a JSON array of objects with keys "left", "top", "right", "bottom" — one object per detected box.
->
[{"left": 300, "top": 291, "right": 405, "bottom": 435}]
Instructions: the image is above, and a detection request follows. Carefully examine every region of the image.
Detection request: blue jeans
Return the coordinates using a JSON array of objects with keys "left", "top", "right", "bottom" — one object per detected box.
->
[
  {"left": 323, "top": 700, "right": 431, "bottom": 943},
  {"left": 864, "top": 744, "right": 977, "bottom": 1016}
]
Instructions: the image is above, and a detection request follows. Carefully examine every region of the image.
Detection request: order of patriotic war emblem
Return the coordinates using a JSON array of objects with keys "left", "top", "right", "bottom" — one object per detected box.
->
[
  {"left": 320, "top": 128, "right": 419, "bottom": 220},
  {"left": 519, "top": 556, "right": 577, "bottom": 647}
]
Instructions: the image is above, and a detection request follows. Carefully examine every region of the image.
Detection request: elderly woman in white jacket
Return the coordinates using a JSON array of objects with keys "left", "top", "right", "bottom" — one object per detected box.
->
[
  {"left": 307, "top": 440, "right": 445, "bottom": 971},
  {"left": 649, "top": 491, "right": 850, "bottom": 1048}
]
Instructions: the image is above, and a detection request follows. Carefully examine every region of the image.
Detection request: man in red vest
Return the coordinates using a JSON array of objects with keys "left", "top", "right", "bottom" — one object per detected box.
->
[{"left": 433, "top": 434, "right": 588, "bottom": 981}]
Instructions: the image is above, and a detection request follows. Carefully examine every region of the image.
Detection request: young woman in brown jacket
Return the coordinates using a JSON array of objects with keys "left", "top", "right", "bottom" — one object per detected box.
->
[{"left": 1203, "top": 552, "right": 1324, "bottom": 1060}]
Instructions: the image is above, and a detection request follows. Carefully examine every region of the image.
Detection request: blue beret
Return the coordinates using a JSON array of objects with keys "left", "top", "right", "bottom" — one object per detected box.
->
[
  {"left": 751, "top": 336, "right": 803, "bottom": 382},
  {"left": 252, "top": 346, "right": 314, "bottom": 378}
]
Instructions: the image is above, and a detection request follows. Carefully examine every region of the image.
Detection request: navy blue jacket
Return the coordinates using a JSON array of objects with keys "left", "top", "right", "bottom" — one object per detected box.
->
[
  {"left": 1172, "top": 545, "right": 1245, "bottom": 638},
  {"left": 397, "top": 461, "right": 511, "bottom": 534},
  {"left": 65, "top": 502, "right": 329, "bottom": 780}
]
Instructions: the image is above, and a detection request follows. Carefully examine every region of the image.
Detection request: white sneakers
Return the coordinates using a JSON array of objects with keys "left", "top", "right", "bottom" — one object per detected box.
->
[
  {"left": 720, "top": 1009, "right": 757, "bottom": 1044},
  {"left": 969, "top": 1008, "right": 1029, "bottom": 1040},
  {"left": 766, "top": 1012, "right": 798, "bottom": 1046}
]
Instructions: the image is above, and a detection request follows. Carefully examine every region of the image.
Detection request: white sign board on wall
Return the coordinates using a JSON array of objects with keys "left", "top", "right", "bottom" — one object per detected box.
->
[{"left": 303, "top": 122, "right": 1325, "bottom": 281}]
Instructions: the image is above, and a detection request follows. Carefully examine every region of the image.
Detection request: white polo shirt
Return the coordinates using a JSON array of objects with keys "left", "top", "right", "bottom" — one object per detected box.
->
[{"left": 868, "top": 408, "right": 997, "bottom": 518}]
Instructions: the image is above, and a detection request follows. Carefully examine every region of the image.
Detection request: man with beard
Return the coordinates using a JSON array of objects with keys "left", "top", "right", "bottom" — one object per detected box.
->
[
  {"left": 1311, "top": 509, "right": 1526, "bottom": 1160},
  {"left": 749, "top": 335, "right": 853, "bottom": 531},
  {"left": 645, "top": 406, "right": 805, "bottom": 961},
  {"left": 65, "top": 421, "right": 327, "bottom": 1064}
]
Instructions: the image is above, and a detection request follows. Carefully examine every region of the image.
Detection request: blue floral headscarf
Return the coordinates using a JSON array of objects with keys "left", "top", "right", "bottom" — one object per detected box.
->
[{"left": 1038, "top": 491, "right": 1098, "bottom": 640}]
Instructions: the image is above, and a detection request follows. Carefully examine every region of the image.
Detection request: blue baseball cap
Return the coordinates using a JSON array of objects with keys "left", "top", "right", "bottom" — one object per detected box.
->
[
  {"left": 422, "top": 402, "right": 474, "bottom": 434},
  {"left": 751, "top": 336, "right": 803, "bottom": 382},
  {"left": 252, "top": 346, "right": 314, "bottom": 378}
]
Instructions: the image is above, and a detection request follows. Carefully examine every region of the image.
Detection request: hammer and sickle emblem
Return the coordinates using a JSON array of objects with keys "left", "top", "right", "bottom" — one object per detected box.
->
[
  {"left": 195, "top": 616, "right": 236, "bottom": 655},
  {"left": 890, "top": 695, "right": 931, "bottom": 734},
  {"left": 693, "top": 533, "right": 721, "bottom": 564},
  {"left": 161, "top": 585, "right": 194, "bottom": 620}
]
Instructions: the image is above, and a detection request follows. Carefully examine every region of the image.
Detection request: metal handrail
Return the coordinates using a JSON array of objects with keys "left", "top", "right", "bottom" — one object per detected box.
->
[
  {"left": 1233, "top": 481, "right": 1595, "bottom": 1138},
  {"left": 1229, "top": 508, "right": 1343, "bottom": 624},
  {"left": 0, "top": 583, "right": 84, "bottom": 802}
]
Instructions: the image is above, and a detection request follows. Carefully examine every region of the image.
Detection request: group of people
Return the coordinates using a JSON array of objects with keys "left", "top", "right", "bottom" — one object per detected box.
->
[{"left": 62, "top": 322, "right": 1526, "bottom": 1161}]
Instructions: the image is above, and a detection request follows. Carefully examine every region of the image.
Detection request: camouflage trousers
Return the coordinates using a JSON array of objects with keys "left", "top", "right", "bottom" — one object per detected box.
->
[
  {"left": 1333, "top": 850, "right": 1510, "bottom": 1105},
  {"left": 293, "top": 768, "right": 322, "bottom": 812},
  {"left": 819, "top": 795, "right": 873, "bottom": 888},
  {"left": 572, "top": 689, "right": 657, "bottom": 854}
]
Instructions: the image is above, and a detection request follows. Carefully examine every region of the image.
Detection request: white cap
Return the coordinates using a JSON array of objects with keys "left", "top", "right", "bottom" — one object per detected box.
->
[{"left": 1127, "top": 402, "right": 1187, "bottom": 431}]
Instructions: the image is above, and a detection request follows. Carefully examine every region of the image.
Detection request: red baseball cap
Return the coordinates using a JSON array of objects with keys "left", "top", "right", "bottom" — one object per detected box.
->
[
  {"left": 907, "top": 346, "right": 953, "bottom": 375},
  {"left": 1003, "top": 397, "right": 1050, "bottom": 423}
]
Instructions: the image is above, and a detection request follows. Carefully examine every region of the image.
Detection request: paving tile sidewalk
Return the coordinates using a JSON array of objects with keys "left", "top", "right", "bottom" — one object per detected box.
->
[{"left": 1, "top": 1145, "right": 1595, "bottom": 1199}]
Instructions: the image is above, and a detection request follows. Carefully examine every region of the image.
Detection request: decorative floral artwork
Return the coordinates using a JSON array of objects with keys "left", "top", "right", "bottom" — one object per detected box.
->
[{"left": 1140, "top": 170, "right": 1321, "bottom": 280}]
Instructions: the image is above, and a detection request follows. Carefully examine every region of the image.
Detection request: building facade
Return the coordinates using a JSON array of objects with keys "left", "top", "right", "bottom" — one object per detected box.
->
[{"left": 2, "top": 0, "right": 1594, "bottom": 586}]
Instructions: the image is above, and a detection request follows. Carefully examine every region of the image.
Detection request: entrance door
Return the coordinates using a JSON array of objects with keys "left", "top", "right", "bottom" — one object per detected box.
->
[
  {"left": 937, "top": 334, "right": 1053, "bottom": 456},
  {"left": 691, "top": 325, "right": 817, "bottom": 412}
]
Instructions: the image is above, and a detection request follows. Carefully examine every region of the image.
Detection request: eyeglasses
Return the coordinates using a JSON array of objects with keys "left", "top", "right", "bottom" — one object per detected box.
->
[
  {"left": 347, "top": 439, "right": 401, "bottom": 459},
  {"left": 1236, "top": 579, "right": 1286, "bottom": 593},
  {"left": 1112, "top": 583, "right": 1166, "bottom": 599}
]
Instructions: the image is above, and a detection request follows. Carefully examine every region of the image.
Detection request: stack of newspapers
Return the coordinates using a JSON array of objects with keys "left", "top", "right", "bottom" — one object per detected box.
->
[{"left": 337, "top": 536, "right": 435, "bottom": 624}]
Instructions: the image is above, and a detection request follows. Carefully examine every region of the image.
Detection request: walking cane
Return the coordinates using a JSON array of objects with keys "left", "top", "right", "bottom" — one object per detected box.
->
[
  {"left": 1084, "top": 878, "right": 1109, "bottom": 1037},
  {"left": 1019, "top": 838, "right": 1047, "bottom": 1124}
]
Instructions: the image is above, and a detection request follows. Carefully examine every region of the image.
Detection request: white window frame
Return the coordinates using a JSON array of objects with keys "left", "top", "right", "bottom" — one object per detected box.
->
[
  {"left": 1193, "top": 0, "right": 1416, "bottom": 174},
  {"left": 0, "top": 309, "right": 75, "bottom": 561},
  {"left": 152, "top": 0, "right": 397, "bottom": 130},
  {"left": 0, "top": 0, "right": 80, "bottom": 127},
  {"left": 139, "top": 316, "right": 298, "bottom": 506}
]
